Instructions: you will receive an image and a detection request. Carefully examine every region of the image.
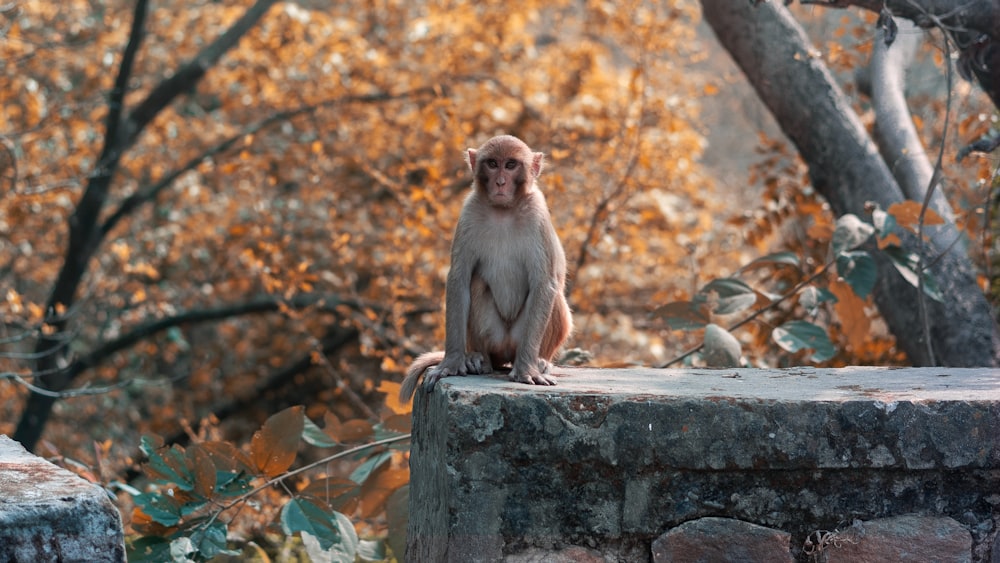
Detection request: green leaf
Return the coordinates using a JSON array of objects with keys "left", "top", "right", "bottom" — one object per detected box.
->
[
  {"left": 738, "top": 251, "right": 801, "bottom": 272},
  {"left": 133, "top": 492, "right": 182, "bottom": 527},
  {"left": 140, "top": 436, "right": 194, "bottom": 491},
  {"left": 281, "top": 498, "right": 345, "bottom": 552},
  {"left": 700, "top": 278, "right": 757, "bottom": 315},
  {"left": 653, "top": 300, "right": 709, "bottom": 331},
  {"left": 882, "top": 246, "right": 944, "bottom": 302},
  {"left": 772, "top": 320, "right": 836, "bottom": 362},
  {"left": 836, "top": 250, "right": 876, "bottom": 299},
  {"left": 126, "top": 536, "right": 171, "bottom": 563},
  {"left": 303, "top": 417, "right": 340, "bottom": 448},
  {"left": 188, "top": 520, "right": 238, "bottom": 559},
  {"left": 350, "top": 451, "right": 392, "bottom": 484},
  {"left": 832, "top": 214, "right": 875, "bottom": 254},
  {"left": 301, "top": 513, "right": 359, "bottom": 563},
  {"left": 214, "top": 470, "right": 253, "bottom": 498}
]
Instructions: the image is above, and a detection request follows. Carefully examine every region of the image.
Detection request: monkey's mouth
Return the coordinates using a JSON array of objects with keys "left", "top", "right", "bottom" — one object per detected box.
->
[{"left": 489, "top": 188, "right": 515, "bottom": 204}]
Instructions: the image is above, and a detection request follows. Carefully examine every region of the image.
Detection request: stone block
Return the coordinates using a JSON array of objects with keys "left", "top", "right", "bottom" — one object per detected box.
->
[
  {"left": 405, "top": 366, "right": 999, "bottom": 562},
  {"left": 651, "top": 517, "right": 793, "bottom": 562},
  {"left": 0, "top": 435, "right": 125, "bottom": 562},
  {"left": 816, "top": 514, "right": 971, "bottom": 563}
]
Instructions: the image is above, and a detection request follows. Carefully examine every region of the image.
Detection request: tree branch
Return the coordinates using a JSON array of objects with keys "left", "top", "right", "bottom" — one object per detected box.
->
[
  {"left": 100, "top": 87, "right": 442, "bottom": 237},
  {"left": 74, "top": 293, "right": 361, "bottom": 380}
]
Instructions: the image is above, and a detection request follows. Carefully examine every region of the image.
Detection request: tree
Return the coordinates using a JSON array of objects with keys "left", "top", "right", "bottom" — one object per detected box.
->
[
  {"left": 7, "top": 0, "right": 287, "bottom": 450},
  {"left": 702, "top": 0, "right": 1000, "bottom": 366},
  {"left": 2, "top": 0, "right": 722, "bottom": 456}
]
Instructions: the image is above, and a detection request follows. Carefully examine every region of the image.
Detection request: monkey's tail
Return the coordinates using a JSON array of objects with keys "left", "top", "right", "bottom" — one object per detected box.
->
[{"left": 400, "top": 351, "right": 445, "bottom": 402}]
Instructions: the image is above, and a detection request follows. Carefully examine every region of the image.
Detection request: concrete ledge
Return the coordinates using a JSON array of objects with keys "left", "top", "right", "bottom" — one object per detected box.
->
[
  {"left": 0, "top": 435, "right": 125, "bottom": 562},
  {"left": 405, "top": 367, "right": 1000, "bottom": 562}
]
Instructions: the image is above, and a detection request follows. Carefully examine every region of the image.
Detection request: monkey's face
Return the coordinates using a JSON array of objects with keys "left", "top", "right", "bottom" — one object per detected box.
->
[
  {"left": 477, "top": 153, "right": 530, "bottom": 207},
  {"left": 467, "top": 136, "right": 544, "bottom": 208}
]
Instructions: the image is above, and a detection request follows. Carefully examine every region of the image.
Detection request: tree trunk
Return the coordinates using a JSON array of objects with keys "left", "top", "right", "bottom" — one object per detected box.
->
[{"left": 701, "top": 0, "right": 1000, "bottom": 366}]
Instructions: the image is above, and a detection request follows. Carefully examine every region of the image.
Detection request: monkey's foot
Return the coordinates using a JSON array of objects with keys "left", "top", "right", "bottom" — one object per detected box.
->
[
  {"left": 464, "top": 352, "right": 492, "bottom": 374},
  {"left": 423, "top": 351, "right": 494, "bottom": 392},
  {"left": 423, "top": 361, "right": 465, "bottom": 392},
  {"left": 508, "top": 364, "right": 557, "bottom": 386}
]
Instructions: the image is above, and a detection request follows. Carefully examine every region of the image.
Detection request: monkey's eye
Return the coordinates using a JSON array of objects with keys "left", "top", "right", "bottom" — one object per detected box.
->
[
  {"left": 486, "top": 159, "right": 498, "bottom": 169},
  {"left": 504, "top": 160, "right": 518, "bottom": 170}
]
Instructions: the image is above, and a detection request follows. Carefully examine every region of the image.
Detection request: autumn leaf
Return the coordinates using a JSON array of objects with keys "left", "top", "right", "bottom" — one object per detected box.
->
[
  {"left": 187, "top": 444, "right": 217, "bottom": 498},
  {"left": 251, "top": 406, "right": 305, "bottom": 478},
  {"left": 829, "top": 279, "right": 871, "bottom": 353},
  {"left": 358, "top": 466, "right": 410, "bottom": 519},
  {"left": 886, "top": 201, "right": 945, "bottom": 232},
  {"left": 378, "top": 381, "right": 409, "bottom": 415}
]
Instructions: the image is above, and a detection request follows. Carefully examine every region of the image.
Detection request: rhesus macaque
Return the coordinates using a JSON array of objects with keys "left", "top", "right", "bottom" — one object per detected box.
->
[{"left": 400, "top": 135, "right": 572, "bottom": 401}]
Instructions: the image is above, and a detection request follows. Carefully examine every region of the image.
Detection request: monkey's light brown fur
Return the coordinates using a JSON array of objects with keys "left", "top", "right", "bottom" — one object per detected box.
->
[{"left": 400, "top": 135, "right": 572, "bottom": 401}]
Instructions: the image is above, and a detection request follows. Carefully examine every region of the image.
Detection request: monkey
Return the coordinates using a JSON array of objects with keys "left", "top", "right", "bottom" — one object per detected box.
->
[{"left": 400, "top": 135, "right": 572, "bottom": 402}]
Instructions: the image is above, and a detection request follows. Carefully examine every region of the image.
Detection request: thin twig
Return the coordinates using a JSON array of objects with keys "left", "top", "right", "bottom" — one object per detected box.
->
[{"left": 915, "top": 21, "right": 955, "bottom": 367}]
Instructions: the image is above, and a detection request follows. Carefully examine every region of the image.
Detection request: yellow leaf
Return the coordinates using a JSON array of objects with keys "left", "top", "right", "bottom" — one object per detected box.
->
[
  {"left": 378, "top": 380, "right": 409, "bottom": 414},
  {"left": 830, "top": 279, "right": 870, "bottom": 352},
  {"left": 887, "top": 201, "right": 945, "bottom": 231}
]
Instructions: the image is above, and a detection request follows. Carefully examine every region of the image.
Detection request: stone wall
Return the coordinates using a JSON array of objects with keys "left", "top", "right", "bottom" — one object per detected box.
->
[
  {"left": 405, "top": 367, "right": 1000, "bottom": 562},
  {"left": 0, "top": 435, "right": 125, "bottom": 562}
]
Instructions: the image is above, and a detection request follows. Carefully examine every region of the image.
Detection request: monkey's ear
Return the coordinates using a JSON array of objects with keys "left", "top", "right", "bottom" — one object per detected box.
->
[
  {"left": 531, "top": 152, "right": 545, "bottom": 177},
  {"left": 466, "top": 149, "right": 478, "bottom": 171}
]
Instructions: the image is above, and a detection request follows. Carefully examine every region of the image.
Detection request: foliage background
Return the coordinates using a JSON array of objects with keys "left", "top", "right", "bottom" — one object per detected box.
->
[{"left": 1, "top": 0, "right": 996, "bottom": 556}]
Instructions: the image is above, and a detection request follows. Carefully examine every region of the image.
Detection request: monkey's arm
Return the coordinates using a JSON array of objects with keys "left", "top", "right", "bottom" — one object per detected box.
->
[
  {"left": 422, "top": 224, "right": 485, "bottom": 390},
  {"left": 508, "top": 219, "right": 561, "bottom": 384}
]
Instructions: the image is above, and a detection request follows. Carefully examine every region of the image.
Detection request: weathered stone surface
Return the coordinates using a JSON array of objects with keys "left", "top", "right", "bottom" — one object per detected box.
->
[
  {"left": 651, "top": 517, "right": 793, "bottom": 563},
  {"left": 817, "top": 514, "right": 971, "bottom": 562},
  {"left": 505, "top": 545, "right": 607, "bottom": 562},
  {"left": 0, "top": 435, "right": 125, "bottom": 562},
  {"left": 405, "top": 367, "right": 1000, "bottom": 562}
]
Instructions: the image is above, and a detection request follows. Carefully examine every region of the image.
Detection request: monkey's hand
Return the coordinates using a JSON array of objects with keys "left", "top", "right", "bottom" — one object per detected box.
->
[
  {"left": 423, "top": 352, "right": 492, "bottom": 391},
  {"left": 508, "top": 359, "right": 556, "bottom": 386}
]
